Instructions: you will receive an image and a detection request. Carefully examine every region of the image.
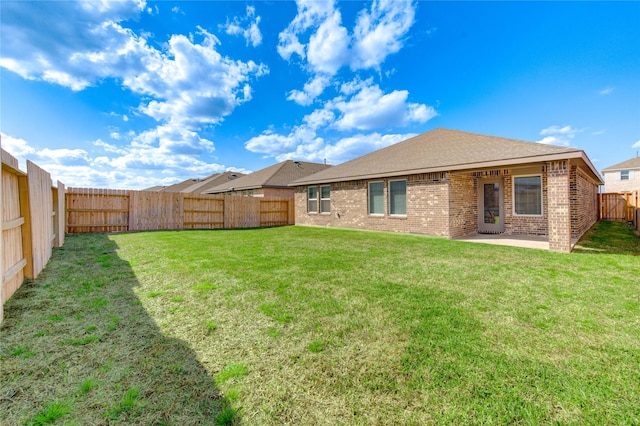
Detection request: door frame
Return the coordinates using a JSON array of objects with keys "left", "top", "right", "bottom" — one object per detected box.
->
[{"left": 478, "top": 178, "right": 505, "bottom": 233}]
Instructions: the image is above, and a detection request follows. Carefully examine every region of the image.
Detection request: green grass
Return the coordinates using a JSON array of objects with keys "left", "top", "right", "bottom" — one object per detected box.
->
[
  {"left": 1, "top": 222, "right": 639, "bottom": 424},
  {"left": 30, "top": 401, "right": 71, "bottom": 425}
]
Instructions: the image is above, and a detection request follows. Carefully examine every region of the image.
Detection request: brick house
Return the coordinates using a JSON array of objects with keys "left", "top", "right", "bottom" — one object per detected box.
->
[
  {"left": 206, "top": 160, "right": 331, "bottom": 198},
  {"left": 291, "top": 128, "right": 603, "bottom": 252},
  {"left": 601, "top": 157, "right": 640, "bottom": 193}
]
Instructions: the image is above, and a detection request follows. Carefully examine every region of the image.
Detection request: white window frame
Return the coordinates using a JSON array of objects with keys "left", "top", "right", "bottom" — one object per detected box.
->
[
  {"left": 388, "top": 179, "right": 407, "bottom": 216},
  {"left": 307, "top": 186, "right": 318, "bottom": 214},
  {"left": 620, "top": 170, "right": 630, "bottom": 181},
  {"left": 368, "top": 181, "right": 385, "bottom": 216},
  {"left": 512, "top": 174, "right": 543, "bottom": 217},
  {"left": 320, "top": 185, "right": 331, "bottom": 214}
]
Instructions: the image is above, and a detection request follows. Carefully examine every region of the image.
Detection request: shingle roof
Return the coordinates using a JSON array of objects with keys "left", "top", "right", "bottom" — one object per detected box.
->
[
  {"left": 292, "top": 128, "right": 600, "bottom": 185},
  {"left": 601, "top": 157, "right": 640, "bottom": 172},
  {"left": 206, "top": 160, "right": 331, "bottom": 193},
  {"left": 184, "top": 171, "right": 245, "bottom": 193},
  {"left": 160, "top": 174, "right": 219, "bottom": 193}
]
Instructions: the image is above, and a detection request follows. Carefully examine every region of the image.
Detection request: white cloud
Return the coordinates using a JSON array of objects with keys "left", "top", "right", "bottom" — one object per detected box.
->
[
  {"left": 222, "top": 5, "right": 263, "bottom": 47},
  {"left": 245, "top": 126, "right": 322, "bottom": 157},
  {"left": 278, "top": 0, "right": 415, "bottom": 75},
  {"left": 250, "top": 77, "right": 435, "bottom": 162},
  {"left": 351, "top": 0, "right": 416, "bottom": 70},
  {"left": 277, "top": 0, "right": 336, "bottom": 61},
  {"left": 537, "top": 125, "right": 581, "bottom": 147},
  {"left": 0, "top": 130, "right": 236, "bottom": 189},
  {"left": 245, "top": 126, "right": 414, "bottom": 165},
  {"left": 303, "top": 108, "right": 336, "bottom": 130},
  {"left": 1, "top": 2, "right": 267, "bottom": 130},
  {"left": 598, "top": 87, "right": 614, "bottom": 95},
  {"left": 331, "top": 84, "right": 436, "bottom": 131},
  {"left": 306, "top": 10, "right": 350, "bottom": 75},
  {"left": 1, "top": 133, "right": 37, "bottom": 158},
  {"left": 287, "top": 75, "right": 331, "bottom": 106},
  {"left": 632, "top": 140, "right": 640, "bottom": 149}
]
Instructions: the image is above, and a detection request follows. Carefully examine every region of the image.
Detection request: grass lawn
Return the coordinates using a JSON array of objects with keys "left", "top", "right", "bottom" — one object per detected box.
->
[{"left": 1, "top": 221, "right": 639, "bottom": 425}]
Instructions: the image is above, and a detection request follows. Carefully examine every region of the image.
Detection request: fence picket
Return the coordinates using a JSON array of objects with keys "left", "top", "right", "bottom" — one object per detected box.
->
[{"left": 65, "top": 189, "right": 293, "bottom": 233}]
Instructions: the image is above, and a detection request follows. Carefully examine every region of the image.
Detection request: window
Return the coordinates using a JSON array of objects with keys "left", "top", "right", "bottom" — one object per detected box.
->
[
  {"left": 368, "top": 182, "right": 384, "bottom": 215},
  {"left": 389, "top": 180, "right": 407, "bottom": 215},
  {"left": 307, "top": 186, "right": 318, "bottom": 213},
  {"left": 621, "top": 170, "right": 629, "bottom": 181},
  {"left": 320, "top": 185, "right": 331, "bottom": 213},
  {"left": 513, "top": 175, "right": 542, "bottom": 216}
]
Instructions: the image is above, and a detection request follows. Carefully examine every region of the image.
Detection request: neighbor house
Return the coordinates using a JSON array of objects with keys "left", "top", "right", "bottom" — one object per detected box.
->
[
  {"left": 206, "top": 160, "right": 331, "bottom": 198},
  {"left": 601, "top": 157, "right": 640, "bottom": 193},
  {"left": 291, "top": 128, "right": 603, "bottom": 252},
  {"left": 145, "top": 171, "right": 245, "bottom": 194}
]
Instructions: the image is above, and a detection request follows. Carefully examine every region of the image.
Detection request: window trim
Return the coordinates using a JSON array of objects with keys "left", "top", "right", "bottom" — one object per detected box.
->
[
  {"left": 388, "top": 179, "right": 407, "bottom": 217},
  {"left": 621, "top": 170, "right": 630, "bottom": 181},
  {"left": 512, "top": 174, "right": 543, "bottom": 217},
  {"left": 368, "top": 181, "right": 385, "bottom": 216},
  {"left": 307, "top": 186, "right": 318, "bottom": 214},
  {"left": 320, "top": 185, "right": 331, "bottom": 214}
]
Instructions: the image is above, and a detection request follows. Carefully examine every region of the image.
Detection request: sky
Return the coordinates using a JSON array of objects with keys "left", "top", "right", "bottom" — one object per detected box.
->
[{"left": 1, "top": 0, "right": 639, "bottom": 190}]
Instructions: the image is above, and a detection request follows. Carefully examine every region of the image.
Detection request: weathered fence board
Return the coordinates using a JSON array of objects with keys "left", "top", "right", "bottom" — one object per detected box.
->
[
  {"left": 2, "top": 164, "right": 25, "bottom": 314},
  {"left": 27, "top": 161, "right": 54, "bottom": 277},
  {"left": 2, "top": 149, "right": 64, "bottom": 322},
  {"left": 66, "top": 189, "right": 294, "bottom": 233}
]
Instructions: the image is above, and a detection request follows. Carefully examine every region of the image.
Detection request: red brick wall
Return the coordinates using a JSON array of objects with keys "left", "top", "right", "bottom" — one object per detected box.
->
[
  {"left": 295, "top": 174, "right": 452, "bottom": 236},
  {"left": 261, "top": 188, "right": 295, "bottom": 198},
  {"left": 448, "top": 173, "right": 477, "bottom": 237},
  {"left": 547, "top": 160, "right": 572, "bottom": 252},
  {"left": 570, "top": 166, "right": 598, "bottom": 239}
]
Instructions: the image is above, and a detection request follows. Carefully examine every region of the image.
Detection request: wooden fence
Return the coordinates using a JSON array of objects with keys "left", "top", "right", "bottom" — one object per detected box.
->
[
  {"left": 599, "top": 191, "right": 639, "bottom": 231},
  {"left": 66, "top": 188, "right": 294, "bottom": 233},
  {"left": 2, "top": 149, "right": 65, "bottom": 323}
]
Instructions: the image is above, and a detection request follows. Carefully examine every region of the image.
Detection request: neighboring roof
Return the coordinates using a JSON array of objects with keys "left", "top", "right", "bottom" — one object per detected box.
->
[
  {"left": 186, "top": 171, "right": 245, "bottom": 194},
  {"left": 144, "top": 185, "right": 166, "bottom": 191},
  {"left": 207, "top": 160, "right": 331, "bottom": 193},
  {"left": 601, "top": 157, "right": 640, "bottom": 172},
  {"left": 160, "top": 175, "right": 216, "bottom": 193},
  {"left": 292, "top": 128, "right": 603, "bottom": 185}
]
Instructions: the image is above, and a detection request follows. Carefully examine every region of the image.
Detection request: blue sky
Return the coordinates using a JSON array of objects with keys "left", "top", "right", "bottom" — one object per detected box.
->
[{"left": 1, "top": 0, "right": 639, "bottom": 189}]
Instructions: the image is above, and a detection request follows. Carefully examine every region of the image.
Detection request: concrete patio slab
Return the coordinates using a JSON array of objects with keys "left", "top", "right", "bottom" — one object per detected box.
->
[{"left": 454, "top": 234, "right": 551, "bottom": 250}]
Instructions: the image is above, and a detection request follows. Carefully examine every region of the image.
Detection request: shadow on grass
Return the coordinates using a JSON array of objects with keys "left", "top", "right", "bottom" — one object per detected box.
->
[
  {"left": 573, "top": 220, "right": 640, "bottom": 256},
  {"left": 0, "top": 234, "right": 236, "bottom": 425}
]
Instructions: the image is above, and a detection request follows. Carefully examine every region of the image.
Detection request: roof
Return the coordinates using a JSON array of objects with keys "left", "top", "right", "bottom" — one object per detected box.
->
[
  {"left": 186, "top": 171, "right": 245, "bottom": 193},
  {"left": 206, "top": 160, "right": 331, "bottom": 193},
  {"left": 602, "top": 157, "right": 640, "bottom": 172},
  {"left": 144, "top": 185, "right": 166, "bottom": 191},
  {"left": 160, "top": 174, "right": 218, "bottom": 193},
  {"left": 292, "top": 128, "right": 602, "bottom": 185}
]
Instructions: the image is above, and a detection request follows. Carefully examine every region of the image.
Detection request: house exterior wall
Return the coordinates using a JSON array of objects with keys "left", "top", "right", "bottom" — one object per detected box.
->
[
  {"left": 448, "top": 173, "right": 477, "bottom": 237},
  {"left": 571, "top": 166, "right": 599, "bottom": 239},
  {"left": 603, "top": 169, "right": 640, "bottom": 193},
  {"left": 295, "top": 174, "right": 452, "bottom": 236},
  {"left": 295, "top": 160, "right": 596, "bottom": 252},
  {"left": 546, "top": 160, "right": 572, "bottom": 252},
  {"left": 262, "top": 188, "right": 295, "bottom": 198}
]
